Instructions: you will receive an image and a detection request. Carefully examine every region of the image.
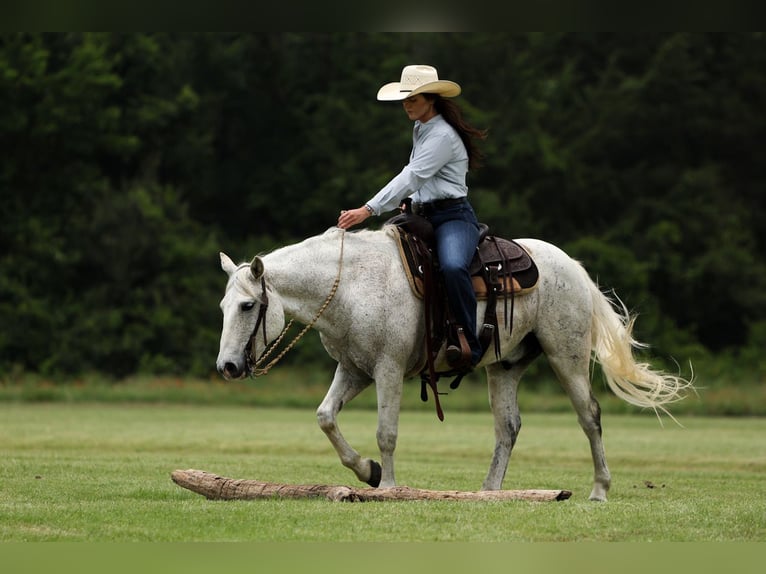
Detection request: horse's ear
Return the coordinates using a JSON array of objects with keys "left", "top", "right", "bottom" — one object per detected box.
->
[
  {"left": 220, "top": 252, "right": 238, "bottom": 276},
  {"left": 250, "top": 256, "right": 265, "bottom": 280}
]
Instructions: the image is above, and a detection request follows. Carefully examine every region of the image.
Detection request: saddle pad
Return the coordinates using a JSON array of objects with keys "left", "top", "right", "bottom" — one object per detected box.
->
[{"left": 393, "top": 229, "right": 427, "bottom": 298}]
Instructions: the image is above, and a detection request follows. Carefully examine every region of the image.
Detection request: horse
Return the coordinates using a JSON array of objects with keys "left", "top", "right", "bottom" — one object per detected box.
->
[{"left": 216, "top": 225, "right": 692, "bottom": 501}]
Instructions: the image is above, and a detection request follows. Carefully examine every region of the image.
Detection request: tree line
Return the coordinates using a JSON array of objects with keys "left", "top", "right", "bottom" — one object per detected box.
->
[{"left": 1, "top": 33, "right": 764, "bottom": 380}]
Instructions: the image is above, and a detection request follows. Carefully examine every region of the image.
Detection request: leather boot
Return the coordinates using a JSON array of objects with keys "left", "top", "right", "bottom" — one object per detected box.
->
[{"left": 446, "top": 326, "right": 472, "bottom": 369}]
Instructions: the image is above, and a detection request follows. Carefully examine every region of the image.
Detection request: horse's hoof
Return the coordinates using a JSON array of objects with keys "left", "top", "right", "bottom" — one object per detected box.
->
[
  {"left": 366, "top": 460, "right": 382, "bottom": 487},
  {"left": 589, "top": 484, "right": 609, "bottom": 501}
]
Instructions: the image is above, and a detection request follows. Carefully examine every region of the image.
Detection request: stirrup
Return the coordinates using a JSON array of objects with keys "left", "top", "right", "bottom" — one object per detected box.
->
[{"left": 446, "top": 326, "right": 472, "bottom": 369}]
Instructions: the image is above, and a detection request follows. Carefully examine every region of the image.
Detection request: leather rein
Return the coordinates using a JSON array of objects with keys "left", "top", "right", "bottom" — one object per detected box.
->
[{"left": 244, "top": 230, "right": 345, "bottom": 377}]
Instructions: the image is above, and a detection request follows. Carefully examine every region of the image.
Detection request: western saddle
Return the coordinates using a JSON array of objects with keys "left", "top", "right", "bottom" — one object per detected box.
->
[{"left": 387, "top": 207, "right": 539, "bottom": 420}]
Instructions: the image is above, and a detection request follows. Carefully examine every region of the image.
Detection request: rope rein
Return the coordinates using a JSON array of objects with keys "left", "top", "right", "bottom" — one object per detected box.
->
[{"left": 249, "top": 230, "right": 345, "bottom": 377}]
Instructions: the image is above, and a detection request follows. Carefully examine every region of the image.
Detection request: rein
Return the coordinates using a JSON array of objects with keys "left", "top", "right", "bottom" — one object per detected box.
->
[{"left": 246, "top": 230, "right": 346, "bottom": 377}]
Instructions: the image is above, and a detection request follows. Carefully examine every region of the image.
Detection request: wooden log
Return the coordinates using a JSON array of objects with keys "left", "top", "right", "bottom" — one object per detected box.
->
[{"left": 171, "top": 469, "right": 572, "bottom": 502}]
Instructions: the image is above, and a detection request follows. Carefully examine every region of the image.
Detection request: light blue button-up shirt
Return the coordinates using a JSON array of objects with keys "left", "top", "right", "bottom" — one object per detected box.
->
[{"left": 366, "top": 114, "right": 469, "bottom": 216}]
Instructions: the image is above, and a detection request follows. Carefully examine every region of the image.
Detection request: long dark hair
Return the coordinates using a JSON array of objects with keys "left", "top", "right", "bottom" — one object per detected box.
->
[{"left": 427, "top": 94, "right": 488, "bottom": 170}]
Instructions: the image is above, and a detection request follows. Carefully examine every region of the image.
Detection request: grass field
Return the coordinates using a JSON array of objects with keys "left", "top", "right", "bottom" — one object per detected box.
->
[
  {"left": 3, "top": 368, "right": 764, "bottom": 416},
  {"left": 1, "top": 402, "right": 763, "bottom": 544}
]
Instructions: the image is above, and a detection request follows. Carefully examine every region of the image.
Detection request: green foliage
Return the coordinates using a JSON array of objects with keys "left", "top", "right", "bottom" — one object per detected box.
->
[{"left": 1, "top": 33, "right": 764, "bottom": 384}]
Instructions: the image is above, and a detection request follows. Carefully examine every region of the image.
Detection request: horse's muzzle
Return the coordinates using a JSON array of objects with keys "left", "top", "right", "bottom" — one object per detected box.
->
[{"left": 218, "top": 360, "right": 246, "bottom": 380}]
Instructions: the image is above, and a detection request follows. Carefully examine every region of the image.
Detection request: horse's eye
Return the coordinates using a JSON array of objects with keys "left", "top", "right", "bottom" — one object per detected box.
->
[{"left": 240, "top": 301, "right": 256, "bottom": 312}]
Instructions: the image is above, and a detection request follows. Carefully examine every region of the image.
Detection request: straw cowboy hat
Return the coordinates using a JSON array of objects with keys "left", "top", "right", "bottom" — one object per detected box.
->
[{"left": 377, "top": 65, "right": 461, "bottom": 101}]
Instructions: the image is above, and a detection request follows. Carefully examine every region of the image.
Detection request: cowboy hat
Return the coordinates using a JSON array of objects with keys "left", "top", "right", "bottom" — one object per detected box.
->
[{"left": 377, "top": 65, "right": 461, "bottom": 101}]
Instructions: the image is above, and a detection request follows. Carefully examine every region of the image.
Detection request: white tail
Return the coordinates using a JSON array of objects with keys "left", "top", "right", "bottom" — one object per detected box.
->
[{"left": 587, "top": 275, "right": 694, "bottom": 423}]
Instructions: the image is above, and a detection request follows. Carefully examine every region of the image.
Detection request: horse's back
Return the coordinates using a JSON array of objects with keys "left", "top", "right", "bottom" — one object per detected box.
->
[
  {"left": 513, "top": 237, "right": 596, "bottom": 336},
  {"left": 514, "top": 238, "right": 589, "bottom": 285}
]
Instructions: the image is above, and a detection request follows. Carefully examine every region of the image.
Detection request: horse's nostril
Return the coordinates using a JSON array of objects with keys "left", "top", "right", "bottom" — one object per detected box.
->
[{"left": 223, "top": 362, "right": 239, "bottom": 378}]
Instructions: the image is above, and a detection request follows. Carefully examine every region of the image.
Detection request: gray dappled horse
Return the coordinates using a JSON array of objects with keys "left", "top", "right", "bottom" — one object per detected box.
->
[{"left": 217, "top": 226, "right": 691, "bottom": 501}]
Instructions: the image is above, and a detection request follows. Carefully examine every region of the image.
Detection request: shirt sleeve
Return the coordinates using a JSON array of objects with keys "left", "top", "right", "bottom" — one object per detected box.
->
[{"left": 366, "top": 131, "right": 455, "bottom": 215}]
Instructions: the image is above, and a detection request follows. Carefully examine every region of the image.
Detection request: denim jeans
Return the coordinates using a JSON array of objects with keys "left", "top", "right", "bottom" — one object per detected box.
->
[{"left": 426, "top": 199, "right": 482, "bottom": 364}]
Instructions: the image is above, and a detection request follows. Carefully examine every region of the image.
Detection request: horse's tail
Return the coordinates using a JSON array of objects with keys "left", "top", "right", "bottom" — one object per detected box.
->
[{"left": 585, "top": 270, "right": 693, "bottom": 421}]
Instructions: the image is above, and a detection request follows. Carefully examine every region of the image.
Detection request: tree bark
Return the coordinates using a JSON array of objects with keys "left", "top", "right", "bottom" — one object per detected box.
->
[{"left": 171, "top": 469, "right": 571, "bottom": 502}]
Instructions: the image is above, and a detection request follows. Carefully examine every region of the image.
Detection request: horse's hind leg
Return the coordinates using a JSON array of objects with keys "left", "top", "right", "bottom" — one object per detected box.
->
[
  {"left": 482, "top": 334, "right": 543, "bottom": 490},
  {"left": 482, "top": 362, "right": 524, "bottom": 490},
  {"left": 546, "top": 351, "right": 611, "bottom": 501},
  {"left": 316, "top": 364, "right": 378, "bottom": 486}
]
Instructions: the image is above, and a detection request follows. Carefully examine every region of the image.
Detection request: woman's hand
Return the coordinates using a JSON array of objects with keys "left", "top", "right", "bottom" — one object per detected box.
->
[{"left": 337, "top": 206, "right": 371, "bottom": 230}]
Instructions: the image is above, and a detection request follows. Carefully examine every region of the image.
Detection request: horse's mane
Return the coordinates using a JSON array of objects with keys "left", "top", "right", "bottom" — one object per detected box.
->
[
  {"left": 325, "top": 226, "right": 394, "bottom": 239},
  {"left": 319, "top": 226, "right": 398, "bottom": 245},
  {"left": 237, "top": 227, "right": 397, "bottom": 277}
]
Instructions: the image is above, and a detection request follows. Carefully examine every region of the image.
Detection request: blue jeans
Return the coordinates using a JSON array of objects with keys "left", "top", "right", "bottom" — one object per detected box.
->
[{"left": 426, "top": 199, "right": 482, "bottom": 365}]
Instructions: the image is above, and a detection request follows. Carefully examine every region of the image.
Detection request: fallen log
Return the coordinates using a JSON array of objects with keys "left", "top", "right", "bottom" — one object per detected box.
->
[{"left": 171, "top": 469, "right": 571, "bottom": 502}]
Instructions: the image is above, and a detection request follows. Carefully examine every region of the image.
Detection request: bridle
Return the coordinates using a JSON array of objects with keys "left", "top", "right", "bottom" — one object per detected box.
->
[
  {"left": 244, "top": 230, "right": 345, "bottom": 377},
  {"left": 244, "top": 275, "right": 270, "bottom": 374}
]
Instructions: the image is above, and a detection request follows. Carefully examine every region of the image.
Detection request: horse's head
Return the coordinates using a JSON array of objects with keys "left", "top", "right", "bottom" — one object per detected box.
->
[{"left": 216, "top": 252, "right": 285, "bottom": 379}]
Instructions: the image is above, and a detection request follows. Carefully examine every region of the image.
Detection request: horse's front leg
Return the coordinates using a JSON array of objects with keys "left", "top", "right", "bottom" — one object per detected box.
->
[
  {"left": 316, "top": 364, "right": 380, "bottom": 486},
  {"left": 373, "top": 362, "right": 405, "bottom": 488}
]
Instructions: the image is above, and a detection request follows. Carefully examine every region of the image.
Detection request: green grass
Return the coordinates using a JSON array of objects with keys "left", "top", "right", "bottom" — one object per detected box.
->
[
  {"left": 1, "top": 403, "right": 763, "bottom": 542},
  {"left": 2, "top": 367, "right": 764, "bottom": 416}
]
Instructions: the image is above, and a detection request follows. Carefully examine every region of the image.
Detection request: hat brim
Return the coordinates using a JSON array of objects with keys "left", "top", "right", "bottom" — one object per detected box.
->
[{"left": 377, "top": 80, "right": 462, "bottom": 101}]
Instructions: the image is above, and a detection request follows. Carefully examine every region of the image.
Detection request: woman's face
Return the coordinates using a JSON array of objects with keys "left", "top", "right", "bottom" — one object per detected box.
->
[{"left": 402, "top": 94, "right": 436, "bottom": 123}]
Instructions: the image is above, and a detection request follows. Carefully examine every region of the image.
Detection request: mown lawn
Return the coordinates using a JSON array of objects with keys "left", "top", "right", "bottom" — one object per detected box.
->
[{"left": 1, "top": 403, "right": 763, "bottom": 544}]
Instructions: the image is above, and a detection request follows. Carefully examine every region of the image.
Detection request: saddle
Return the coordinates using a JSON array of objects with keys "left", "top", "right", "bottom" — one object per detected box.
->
[{"left": 387, "top": 210, "right": 539, "bottom": 420}]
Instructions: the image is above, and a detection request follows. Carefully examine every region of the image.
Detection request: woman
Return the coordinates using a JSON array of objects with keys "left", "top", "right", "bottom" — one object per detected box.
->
[{"left": 337, "top": 64, "right": 487, "bottom": 369}]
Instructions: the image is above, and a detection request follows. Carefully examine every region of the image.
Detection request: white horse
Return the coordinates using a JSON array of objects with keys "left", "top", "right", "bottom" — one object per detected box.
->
[{"left": 216, "top": 226, "right": 692, "bottom": 501}]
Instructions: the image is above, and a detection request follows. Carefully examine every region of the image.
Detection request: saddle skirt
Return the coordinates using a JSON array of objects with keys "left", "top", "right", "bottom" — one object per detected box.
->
[{"left": 392, "top": 226, "right": 539, "bottom": 301}]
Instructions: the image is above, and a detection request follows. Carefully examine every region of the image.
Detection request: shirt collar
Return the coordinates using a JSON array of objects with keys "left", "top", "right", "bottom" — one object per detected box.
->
[{"left": 414, "top": 114, "right": 444, "bottom": 136}]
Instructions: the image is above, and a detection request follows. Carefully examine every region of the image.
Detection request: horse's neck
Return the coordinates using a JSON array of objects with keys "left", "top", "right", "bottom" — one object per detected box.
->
[{"left": 264, "top": 229, "right": 360, "bottom": 326}]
